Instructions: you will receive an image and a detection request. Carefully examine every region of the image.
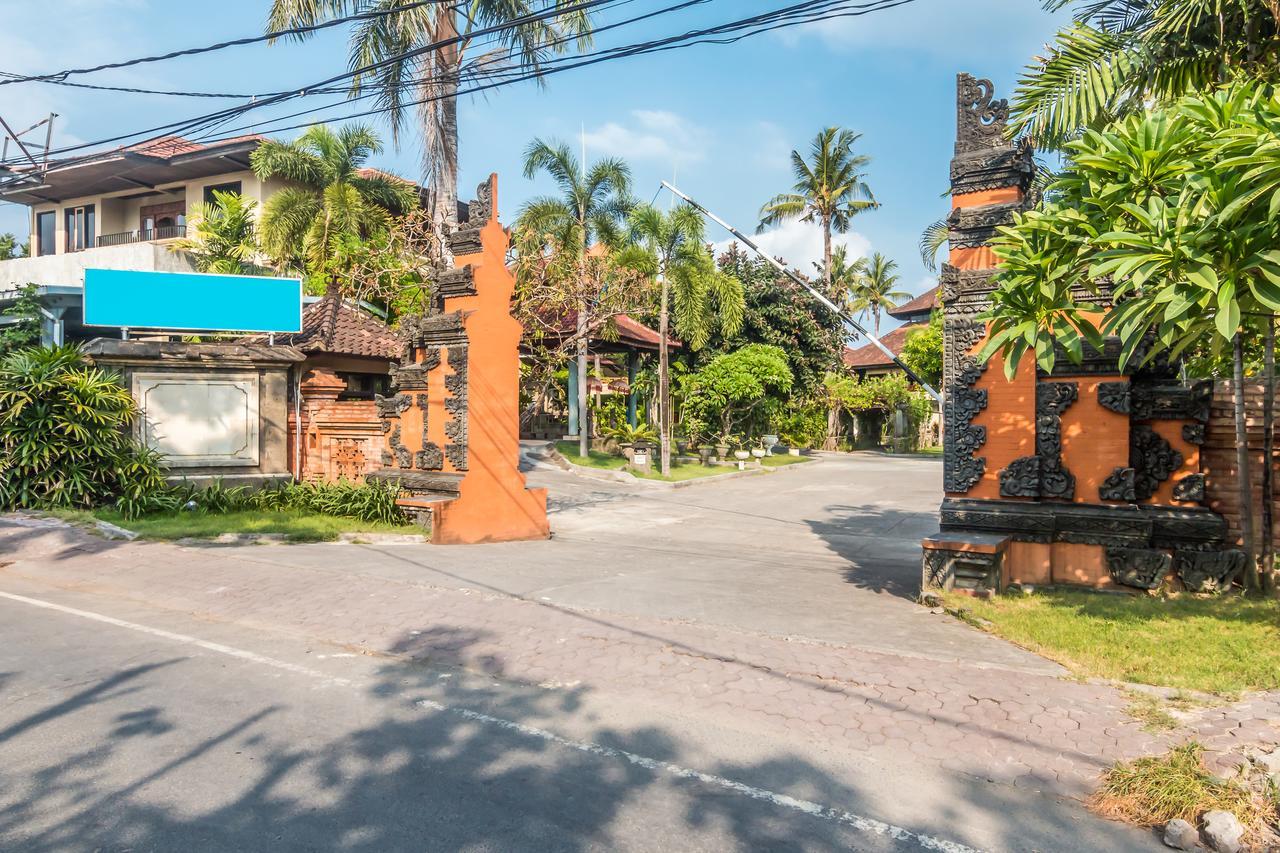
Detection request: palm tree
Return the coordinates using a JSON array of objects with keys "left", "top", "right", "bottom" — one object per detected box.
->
[
  {"left": 816, "top": 245, "right": 867, "bottom": 314},
  {"left": 266, "top": 0, "right": 595, "bottom": 239},
  {"left": 517, "top": 138, "right": 631, "bottom": 458},
  {"left": 629, "top": 203, "right": 745, "bottom": 477},
  {"left": 1011, "top": 0, "right": 1280, "bottom": 150},
  {"left": 758, "top": 127, "right": 878, "bottom": 295},
  {"left": 170, "top": 191, "right": 264, "bottom": 275},
  {"left": 0, "top": 233, "right": 26, "bottom": 260},
  {"left": 844, "top": 253, "right": 909, "bottom": 336},
  {"left": 250, "top": 124, "right": 418, "bottom": 274}
]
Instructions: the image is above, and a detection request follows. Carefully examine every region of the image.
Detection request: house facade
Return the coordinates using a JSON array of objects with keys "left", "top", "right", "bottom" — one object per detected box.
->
[
  {"left": 0, "top": 134, "right": 288, "bottom": 341},
  {"left": 842, "top": 285, "right": 938, "bottom": 378}
]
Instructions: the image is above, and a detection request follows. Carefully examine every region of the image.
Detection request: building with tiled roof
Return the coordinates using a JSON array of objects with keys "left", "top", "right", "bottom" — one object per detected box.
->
[
  {"left": 887, "top": 286, "right": 939, "bottom": 324},
  {"left": 842, "top": 323, "right": 926, "bottom": 376},
  {"left": 242, "top": 291, "right": 400, "bottom": 401}
]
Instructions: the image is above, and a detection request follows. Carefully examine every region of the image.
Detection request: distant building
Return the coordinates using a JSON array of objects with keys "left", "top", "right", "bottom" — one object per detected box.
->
[{"left": 842, "top": 286, "right": 938, "bottom": 378}]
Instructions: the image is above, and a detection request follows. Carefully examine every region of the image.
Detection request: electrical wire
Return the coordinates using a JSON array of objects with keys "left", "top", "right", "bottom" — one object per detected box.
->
[
  {"left": 0, "top": 0, "right": 917, "bottom": 184},
  {"left": 0, "top": 0, "right": 460, "bottom": 86},
  {"left": 1, "top": 0, "right": 621, "bottom": 168}
]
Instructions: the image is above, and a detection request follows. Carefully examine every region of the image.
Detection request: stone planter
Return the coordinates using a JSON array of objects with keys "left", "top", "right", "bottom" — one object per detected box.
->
[
  {"left": 750, "top": 448, "right": 767, "bottom": 459},
  {"left": 716, "top": 444, "right": 731, "bottom": 459},
  {"left": 698, "top": 445, "right": 715, "bottom": 465},
  {"left": 733, "top": 450, "right": 750, "bottom": 461}
]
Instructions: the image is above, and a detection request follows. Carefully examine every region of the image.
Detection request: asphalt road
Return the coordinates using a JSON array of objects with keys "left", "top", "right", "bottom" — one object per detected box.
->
[{"left": 0, "top": 587, "right": 969, "bottom": 853}]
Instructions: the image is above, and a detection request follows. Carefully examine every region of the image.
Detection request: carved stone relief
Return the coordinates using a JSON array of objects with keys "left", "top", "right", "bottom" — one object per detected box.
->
[
  {"left": 1131, "top": 425, "right": 1184, "bottom": 501},
  {"left": 1106, "top": 547, "right": 1172, "bottom": 590}
]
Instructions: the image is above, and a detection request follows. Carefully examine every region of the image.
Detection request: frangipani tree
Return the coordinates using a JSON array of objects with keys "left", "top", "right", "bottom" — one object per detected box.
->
[
  {"left": 982, "top": 83, "right": 1280, "bottom": 592},
  {"left": 628, "top": 203, "right": 745, "bottom": 477}
]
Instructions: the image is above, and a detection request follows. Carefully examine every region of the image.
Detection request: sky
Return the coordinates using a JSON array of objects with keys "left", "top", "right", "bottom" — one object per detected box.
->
[{"left": 0, "top": 0, "right": 1070, "bottom": 334}]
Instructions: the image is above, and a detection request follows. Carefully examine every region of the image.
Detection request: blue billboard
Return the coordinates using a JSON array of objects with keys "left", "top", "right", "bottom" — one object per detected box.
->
[{"left": 84, "top": 268, "right": 303, "bottom": 333}]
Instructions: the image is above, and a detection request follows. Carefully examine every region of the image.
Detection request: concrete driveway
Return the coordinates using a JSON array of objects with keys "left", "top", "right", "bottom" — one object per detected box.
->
[{"left": 229, "top": 451, "right": 1056, "bottom": 674}]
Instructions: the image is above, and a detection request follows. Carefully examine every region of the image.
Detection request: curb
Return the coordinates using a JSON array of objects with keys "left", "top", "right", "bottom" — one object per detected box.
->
[
  {"left": 548, "top": 448, "right": 821, "bottom": 490},
  {"left": 174, "top": 531, "right": 430, "bottom": 547}
]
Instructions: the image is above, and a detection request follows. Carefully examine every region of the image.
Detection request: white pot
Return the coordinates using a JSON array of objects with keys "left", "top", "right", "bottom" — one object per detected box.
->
[
  {"left": 733, "top": 450, "right": 750, "bottom": 460},
  {"left": 750, "top": 448, "right": 767, "bottom": 458}
]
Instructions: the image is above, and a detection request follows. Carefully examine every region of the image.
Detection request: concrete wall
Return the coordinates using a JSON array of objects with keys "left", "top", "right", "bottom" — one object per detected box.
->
[
  {"left": 82, "top": 340, "right": 304, "bottom": 485},
  {"left": 0, "top": 241, "right": 198, "bottom": 289}
]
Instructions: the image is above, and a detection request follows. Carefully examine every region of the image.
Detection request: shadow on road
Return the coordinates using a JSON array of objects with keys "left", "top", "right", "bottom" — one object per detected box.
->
[
  {"left": 807, "top": 504, "right": 937, "bottom": 600},
  {"left": 0, "top": 626, "right": 1154, "bottom": 852}
]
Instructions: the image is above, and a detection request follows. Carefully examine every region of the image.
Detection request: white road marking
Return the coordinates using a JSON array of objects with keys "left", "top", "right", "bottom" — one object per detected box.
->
[{"left": 0, "top": 589, "right": 978, "bottom": 853}]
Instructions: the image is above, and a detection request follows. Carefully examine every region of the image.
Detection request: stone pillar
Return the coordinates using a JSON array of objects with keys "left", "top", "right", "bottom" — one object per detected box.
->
[
  {"left": 566, "top": 361, "right": 580, "bottom": 438},
  {"left": 626, "top": 350, "right": 639, "bottom": 429}
]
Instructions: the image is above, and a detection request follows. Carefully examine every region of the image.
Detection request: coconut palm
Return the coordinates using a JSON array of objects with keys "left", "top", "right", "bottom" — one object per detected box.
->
[
  {"left": 758, "top": 127, "right": 878, "bottom": 295},
  {"left": 816, "top": 244, "right": 867, "bottom": 307},
  {"left": 266, "top": 0, "right": 595, "bottom": 238},
  {"left": 170, "top": 191, "right": 264, "bottom": 275},
  {"left": 517, "top": 138, "right": 631, "bottom": 458},
  {"left": 629, "top": 203, "right": 745, "bottom": 477},
  {"left": 1011, "top": 0, "right": 1280, "bottom": 150},
  {"left": 250, "top": 124, "right": 418, "bottom": 274},
  {"left": 844, "top": 253, "right": 909, "bottom": 336}
]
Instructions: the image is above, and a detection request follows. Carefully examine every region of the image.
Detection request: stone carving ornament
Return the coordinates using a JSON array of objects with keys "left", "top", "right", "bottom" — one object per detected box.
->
[
  {"left": 999, "top": 381, "right": 1078, "bottom": 499},
  {"left": 1131, "top": 425, "right": 1184, "bottom": 501},
  {"left": 956, "top": 73, "right": 1010, "bottom": 154},
  {"left": 1176, "top": 550, "right": 1246, "bottom": 593},
  {"left": 1106, "top": 547, "right": 1172, "bottom": 590}
]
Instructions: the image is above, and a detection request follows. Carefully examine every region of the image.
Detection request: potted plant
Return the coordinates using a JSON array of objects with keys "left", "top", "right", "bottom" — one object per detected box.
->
[
  {"left": 608, "top": 422, "right": 658, "bottom": 456},
  {"left": 732, "top": 435, "right": 751, "bottom": 462},
  {"left": 750, "top": 437, "right": 768, "bottom": 459},
  {"left": 762, "top": 433, "right": 779, "bottom": 455},
  {"left": 715, "top": 432, "right": 732, "bottom": 461},
  {"left": 780, "top": 431, "right": 805, "bottom": 457}
]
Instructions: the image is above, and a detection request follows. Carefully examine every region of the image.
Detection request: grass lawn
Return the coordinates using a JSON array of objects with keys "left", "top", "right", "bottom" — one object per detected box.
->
[
  {"left": 55, "top": 508, "right": 416, "bottom": 543},
  {"left": 760, "top": 453, "right": 812, "bottom": 467},
  {"left": 555, "top": 441, "right": 740, "bottom": 482},
  {"left": 943, "top": 589, "right": 1280, "bottom": 695}
]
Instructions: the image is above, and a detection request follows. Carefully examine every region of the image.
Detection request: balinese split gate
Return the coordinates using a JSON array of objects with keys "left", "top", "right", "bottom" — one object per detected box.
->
[
  {"left": 922, "top": 74, "right": 1244, "bottom": 593},
  {"left": 370, "top": 174, "right": 550, "bottom": 545}
]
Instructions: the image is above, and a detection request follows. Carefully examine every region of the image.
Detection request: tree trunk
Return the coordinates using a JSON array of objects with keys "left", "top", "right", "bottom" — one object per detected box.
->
[
  {"left": 425, "top": 12, "right": 460, "bottom": 256},
  {"left": 577, "top": 311, "right": 589, "bottom": 458},
  {"left": 1264, "top": 315, "right": 1276, "bottom": 595},
  {"left": 1234, "top": 333, "right": 1260, "bottom": 590},
  {"left": 658, "top": 269, "right": 672, "bottom": 478},
  {"left": 822, "top": 214, "right": 832, "bottom": 296},
  {"left": 824, "top": 406, "right": 840, "bottom": 452}
]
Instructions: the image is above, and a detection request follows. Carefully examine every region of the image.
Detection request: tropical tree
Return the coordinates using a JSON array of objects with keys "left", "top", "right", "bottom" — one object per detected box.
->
[
  {"left": 266, "top": 0, "right": 594, "bottom": 240},
  {"left": 844, "top": 252, "right": 909, "bottom": 335},
  {"left": 981, "top": 83, "right": 1280, "bottom": 593},
  {"left": 0, "top": 233, "right": 26, "bottom": 260},
  {"left": 817, "top": 244, "right": 868, "bottom": 306},
  {"left": 901, "top": 309, "right": 944, "bottom": 389},
  {"left": 1010, "top": 0, "right": 1280, "bottom": 150},
  {"left": 711, "top": 244, "right": 845, "bottom": 396},
  {"left": 680, "top": 344, "right": 793, "bottom": 449},
  {"left": 758, "top": 127, "right": 878, "bottom": 295},
  {"left": 628, "top": 203, "right": 745, "bottom": 477},
  {"left": 250, "top": 124, "right": 418, "bottom": 279},
  {"left": 517, "top": 138, "right": 631, "bottom": 458},
  {"left": 171, "top": 191, "right": 265, "bottom": 275}
]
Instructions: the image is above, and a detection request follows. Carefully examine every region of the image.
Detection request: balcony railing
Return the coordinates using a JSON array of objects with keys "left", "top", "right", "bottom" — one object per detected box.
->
[{"left": 96, "top": 225, "right": 187, "bottom": 248}]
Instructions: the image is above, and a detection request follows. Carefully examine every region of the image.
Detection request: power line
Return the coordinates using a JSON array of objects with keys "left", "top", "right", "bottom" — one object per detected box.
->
[
  {"left": 0, "top": 0, "right": 459, "bottom": 87},
  {"left": 193, "top": 0, "right": 918, "bottom": 143},
  {"left": 2, "top": 0, "right": 622, "bottom": 168},
  {"left": 0, "top": 0, "right": 918, "bottom": 182}
]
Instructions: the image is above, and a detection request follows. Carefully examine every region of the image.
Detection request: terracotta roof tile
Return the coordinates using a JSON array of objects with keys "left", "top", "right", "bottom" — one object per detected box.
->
[
  {"left": 243, "top": 293, "right": 399, "bottom": 359},
  {"left": 888, "top": 286, "right": 939, "bottom": 320},
  {"left": 842, "top": 323, "right": 924, "bottom": 369}
]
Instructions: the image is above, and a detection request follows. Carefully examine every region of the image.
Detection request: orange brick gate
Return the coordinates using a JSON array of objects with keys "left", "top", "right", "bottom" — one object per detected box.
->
[{"left": 921, "top": 74, "right": 1243, "bottom": 594}]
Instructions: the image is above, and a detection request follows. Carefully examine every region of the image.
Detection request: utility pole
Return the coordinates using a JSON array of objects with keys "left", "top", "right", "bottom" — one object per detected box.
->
[{"left": 660, "top": 181, "right": 943, "bottom": 404}]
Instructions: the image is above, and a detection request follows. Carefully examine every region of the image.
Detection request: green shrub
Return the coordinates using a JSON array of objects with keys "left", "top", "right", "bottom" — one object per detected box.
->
[
  {"left": 0, "top": 345, "right": 168, "bottom": 516},
  {"left": 164, "top": 478, "right": 407, "bottom": 525}
]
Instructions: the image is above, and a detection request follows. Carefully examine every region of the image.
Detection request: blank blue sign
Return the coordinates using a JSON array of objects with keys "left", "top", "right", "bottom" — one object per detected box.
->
[{"left": 84, "top": 269, "right": 303, "bottom": 333}]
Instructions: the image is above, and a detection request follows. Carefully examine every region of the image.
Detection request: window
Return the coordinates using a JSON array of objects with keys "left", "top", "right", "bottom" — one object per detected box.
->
[
  {"left": 203, "top": 181, "right": 242, "bottom": 205},
  {"left": 64, "top": 204, "right": 95, "bottom": 252},
  {"left": 337, "top": 372, "right": 390, "bottom": 401},
  {"left": 35, "top": 211, "right": 55, "bottom": 256}
]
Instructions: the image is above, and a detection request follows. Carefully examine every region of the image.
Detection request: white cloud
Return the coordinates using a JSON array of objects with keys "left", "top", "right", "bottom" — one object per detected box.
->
[
  {"left": 582, "top": 109, "right": 710, "bottom": 170},
  {"left": 713, "top": 217, "right": 871, "bottom": 274},
  {"left": 777, "top": 0, "right": 1068, "bottom": 59}
]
